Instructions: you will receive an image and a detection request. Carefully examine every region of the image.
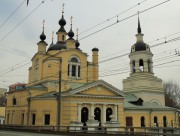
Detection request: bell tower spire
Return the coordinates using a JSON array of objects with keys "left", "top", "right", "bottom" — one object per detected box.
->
[{"left": 137, "top": 12, "right": 141, "bottom": 34}]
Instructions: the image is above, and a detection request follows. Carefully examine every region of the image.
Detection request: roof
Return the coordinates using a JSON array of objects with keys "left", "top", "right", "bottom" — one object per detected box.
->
[
  {"left": 124, "top": 94, "right": 177, "bottom": 111},
  {"left": 31, "top": 91, "right": 57, "bottom": 99},
  {"left": 47, "top": 41, "right": 67, "bottom": 51},
  {"left": 63, "top": 80, "right": 126, "bottom": 97},
  {"left": 134, "top": 42, "right": 147, "bottom": 51},
  {"left": 30, "top": 80, "right": 126, "bottom": 99}
]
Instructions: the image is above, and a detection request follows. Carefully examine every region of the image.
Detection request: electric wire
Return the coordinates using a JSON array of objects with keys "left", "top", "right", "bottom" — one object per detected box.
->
[
  {"left": 0, "top": 0, "right": 26, "bottom": 30},
  {"left": 79, "top": 0, "right": 148, "bottom": 35},
  {"left": 0, "top": 0, "right": 46, "bottom": 43},
  {"left": 79, "top": 0, "right": 171, "bottom": 41},
  {"left": 0, "top": 0, "right": 175, "bottom": 84},
  {"left": 0, "top": 0, "right": 173, "bottom": 75}
]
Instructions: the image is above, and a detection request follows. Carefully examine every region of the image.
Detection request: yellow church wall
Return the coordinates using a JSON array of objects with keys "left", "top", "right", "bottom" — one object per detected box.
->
[
  {"left": 61, "top": 102, "right": 78, "bottom": 126},
  {"left": 118, "top": 103, "right": 125, "bottom": 126},
  {"left": 6, "top": 89, "right": 48, "bottom": 125},
  {"left": 151, "top": 111, "right": 177, "bottom": 127},
  {"left": 0, "top": 107, "right": 5, "bottom": 117},
  {"left": 125, "top": 111, "right": 150, "bottom": 127},
  {"left": 30, "top": 99, "right": 57, "bottom": 126},
  {"left": 124, "top": 110, "right": 177, "bottom": 127}
]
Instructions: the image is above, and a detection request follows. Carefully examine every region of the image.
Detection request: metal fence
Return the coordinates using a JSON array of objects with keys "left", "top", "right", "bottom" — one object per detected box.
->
[{"left": 0, "top": 125, "right": 180, "bottom": 136}]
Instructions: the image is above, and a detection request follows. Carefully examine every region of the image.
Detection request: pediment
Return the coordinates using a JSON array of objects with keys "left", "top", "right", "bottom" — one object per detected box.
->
[
  {"left": 78, "top": 85, "right": 117, "bottom": 96},
  {"left": 63, "top": 80, "right": 126, "bottom": 98}
]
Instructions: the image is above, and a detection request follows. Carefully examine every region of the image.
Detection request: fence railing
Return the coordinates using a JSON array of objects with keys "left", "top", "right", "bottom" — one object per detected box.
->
[{"left": 0, "top": 125, "right": 180, "bottom": 136}]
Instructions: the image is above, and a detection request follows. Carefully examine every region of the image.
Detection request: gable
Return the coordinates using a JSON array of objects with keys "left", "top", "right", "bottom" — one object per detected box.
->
[
  {"left": 63, "top": 80, "right": 126, "bottom": 98},
  {"left": 80, "top": 85, "right": 117, "bottom": 96}
]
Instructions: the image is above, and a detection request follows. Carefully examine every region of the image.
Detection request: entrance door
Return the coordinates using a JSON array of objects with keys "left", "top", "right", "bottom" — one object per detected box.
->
[
  {"left": 126, "top": 117, "right": 134, "bottom": 134},
  {"left": 94, "top": 107, "right": 101, "bottom": 122},
  {"left": 106, "top": 108, "right": 112, "bottom": 121},
  {"left": 126, "top": 117, "right": 133, "bottom": 126},
  {"left": 81, "top": 107, "right": 88, "bottom": 127}
]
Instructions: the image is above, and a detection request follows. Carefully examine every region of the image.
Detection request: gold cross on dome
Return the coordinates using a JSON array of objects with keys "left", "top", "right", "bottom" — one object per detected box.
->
[
  {"left": 76, "top": 28, "right": 79, "bottom": 39},
  {"left": 70, "top": 16, "right": 73, "bottom": 25},
  {"left": 52, "top": 31, "right": 54, "bottom": 40},
  {"left": 62, "top": 3, "right": 65, "bottom": 14},
  {"left": 42, "top": 20, "right": 45, "bottom": 32}
]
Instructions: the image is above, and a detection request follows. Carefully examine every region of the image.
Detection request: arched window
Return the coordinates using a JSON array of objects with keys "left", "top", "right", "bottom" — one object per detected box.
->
[
  {"left": 154, "top": 116, "right": 158, "bottom": 127},
  {"left": 141, "top": 116, "right": 145, "bottom": 127},
  {"left": 139, "top": 59, "right": 144, "bottom": 72},
  {"left": 62, "top": 35, "right": 65, "bottom": 41},
  {"left": 81, "top": 107, "right": 88, "bottom": 127},
  {"left": 12, "top": 97, "right": 17, "bottom": 105},
  {"left": 163, "top": 116, "right": 167, "bottom": 127},
  {"left": 132, "top": 60, "right": 136, "bottom": 73},
  {"left": 106, "top": 108, "right": 113, "bottom": 121},
  {"left": 148, "top": 59, "right": 151, "bottom": 72},
  {"left": 34, "top": 59, "right": 39, "bottom": 81},
  {"left": 94, "top": 107, "right": 101, "bottom": 122},
  {"left": 68, "top": 57, "right": 81, "bottom": 79}
]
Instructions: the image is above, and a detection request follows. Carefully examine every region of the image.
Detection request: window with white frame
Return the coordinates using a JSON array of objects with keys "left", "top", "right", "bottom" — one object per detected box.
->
[{"left": 68, "top": 57, "right": 81, "bottom": 79}]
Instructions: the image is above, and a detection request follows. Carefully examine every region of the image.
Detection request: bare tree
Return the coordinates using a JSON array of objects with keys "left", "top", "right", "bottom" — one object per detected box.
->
[{"left": 163, "top": 80, "right": 180, "bottom": 108}]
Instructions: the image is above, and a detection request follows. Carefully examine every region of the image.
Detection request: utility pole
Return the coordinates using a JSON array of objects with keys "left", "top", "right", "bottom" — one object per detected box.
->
[{"left": 57, "top": 57, "right": 62, "bottom": 130}]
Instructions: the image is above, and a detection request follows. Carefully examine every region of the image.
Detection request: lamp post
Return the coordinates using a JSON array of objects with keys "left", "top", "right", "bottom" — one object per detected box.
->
[{"left": 57, "top": 57, "right": 62, "bottom": 130}]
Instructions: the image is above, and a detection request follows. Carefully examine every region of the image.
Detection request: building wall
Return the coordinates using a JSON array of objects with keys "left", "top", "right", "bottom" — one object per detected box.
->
[
  {"left": 5, "top": 88, "right": 48, "bottom": 125},
  {"left": 124, "top": 110, "right": 178, "bottom": 127}
]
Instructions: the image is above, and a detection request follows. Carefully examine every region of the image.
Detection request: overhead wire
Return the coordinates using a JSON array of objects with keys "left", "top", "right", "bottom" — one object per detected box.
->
[
  {"left": 0, "top": 0, "right": 173, "bottom": 75},
  {"left": 79, "top": 0, "right": 171, "bottom": 41},
  {"left": 79, "top": 0, "right": 148, "bottom": 35},
  {"left": 0, "top": 0, "right": 175, "bottom": 84},
  {"left": 0, "top": 0, "right": 26, "bottom": 30},
  {"left": 0, "top": 0, "right": 46, "bottom": 43}
]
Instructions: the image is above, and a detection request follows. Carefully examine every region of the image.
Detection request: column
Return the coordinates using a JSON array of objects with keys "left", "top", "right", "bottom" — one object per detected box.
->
[
  {"left": 135, "top": 60, "right": 139, "bottom": 72},
  {"left": 144, "top": 60, "right": 148, "bottom": 72},
  {"left": 78, "top": 104, "right": 81, "bottom": 122},
  {"left": 90, "top": 104, "right": 94, "bottom": 119},
  {"left": 102, "top": 104, "right": 106, "bottom": 123},
  {"left": 114, "top": 105, "right": 118, "bottom": 122}
]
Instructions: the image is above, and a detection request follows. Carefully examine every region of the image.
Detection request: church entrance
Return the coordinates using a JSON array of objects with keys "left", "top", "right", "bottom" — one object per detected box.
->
[
  {"left": 94, "top": 107, "right": 101, "bottom": 122},
  {"left": 126, "top": 117, "right": 134, "bottom": 133},
  {"left": 81, "top": 107, "right": 88, "bottom": 128},
  {"left": 106, "top": 108, "right": 112, "bottom": 121},
  {"left": 94, "top": 107, "right": 101, "bottom": 129}
]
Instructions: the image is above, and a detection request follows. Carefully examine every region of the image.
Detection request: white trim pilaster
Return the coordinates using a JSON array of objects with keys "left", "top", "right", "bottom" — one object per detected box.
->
[
  {"left": 114, "top": 105, "right": 118, "bottom": 121},
  {"left": 103, "top": 104, "right": 106, "bottom": 123},
  {"left": 78, "top": 104, "right": 81, "bottom": 122}
]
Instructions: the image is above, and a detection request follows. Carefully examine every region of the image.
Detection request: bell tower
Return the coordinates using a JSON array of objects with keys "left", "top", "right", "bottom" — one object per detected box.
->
[{"left": 123, "top": 16, "right": 165, "bottom": 105}]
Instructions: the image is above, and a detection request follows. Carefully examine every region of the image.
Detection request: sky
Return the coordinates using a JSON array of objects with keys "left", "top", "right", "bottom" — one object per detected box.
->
[{"left": 0, "top": 0, "right": 180, "bottom": 91}]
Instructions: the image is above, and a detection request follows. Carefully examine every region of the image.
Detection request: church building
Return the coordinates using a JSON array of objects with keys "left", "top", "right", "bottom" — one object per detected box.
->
[{"left": 5, "top": 6, "right": 179, "bottom": 129}]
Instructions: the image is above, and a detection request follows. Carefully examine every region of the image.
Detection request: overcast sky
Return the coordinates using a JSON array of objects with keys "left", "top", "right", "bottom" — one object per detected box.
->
[{"left": 0, "top": 0, "right": 180, "bottom": 90}]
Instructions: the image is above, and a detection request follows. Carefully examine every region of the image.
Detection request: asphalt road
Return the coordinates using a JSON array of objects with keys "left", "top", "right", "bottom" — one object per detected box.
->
[{"left": 0, "top": 130, "right": 68, "bottom": 136}]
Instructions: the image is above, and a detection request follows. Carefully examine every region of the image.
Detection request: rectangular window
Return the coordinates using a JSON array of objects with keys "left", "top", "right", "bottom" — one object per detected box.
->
[
  {"left": 21, "top": 113, "right": 24, "bottom": 125},
  {"left": 68, "top": 64, "right": 69, "bottom": 76},
  {"left": 32, "top": 114, "right": 36, "bottom": 125},
  {"left": 72, "top": 65, "right": 76, "bottom": 77},
  {"left": 78, "top": 66, "right": 80, "bottom": 77},
  {"left": 44, "top": 114, "right": 50, "bottom": 125},
  {"left": 7, "top": 113, "right": 9, "bottom": 124}
]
